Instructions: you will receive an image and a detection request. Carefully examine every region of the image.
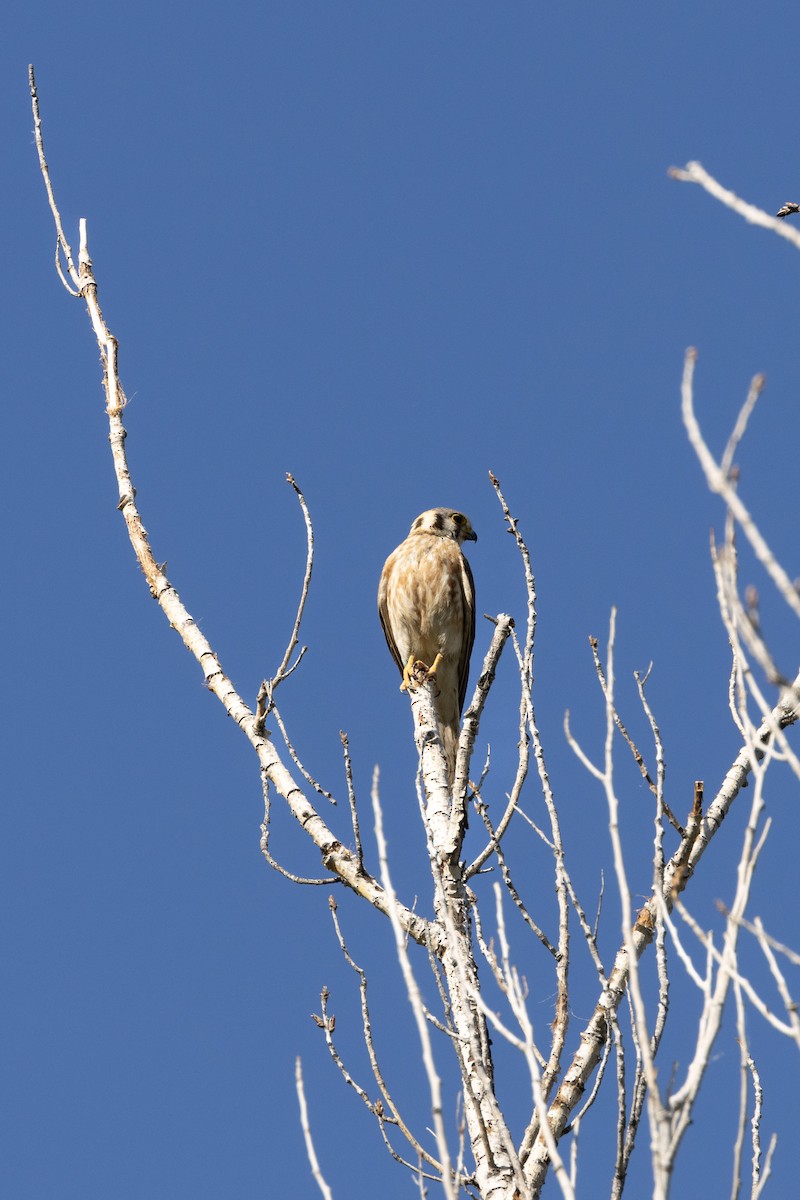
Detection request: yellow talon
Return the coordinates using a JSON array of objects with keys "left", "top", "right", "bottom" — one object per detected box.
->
[
  {"left": 400, "top": 654, "right": 416, "bottom": 693},
  {"left": 400, "top": 653, "right": 444, "bottom": 692},
  {"left": 427, "top": 653, "right": 443, "bottom": 681},
  {"left": 400, "top": 653, "right": 443, "bottom": 693}
]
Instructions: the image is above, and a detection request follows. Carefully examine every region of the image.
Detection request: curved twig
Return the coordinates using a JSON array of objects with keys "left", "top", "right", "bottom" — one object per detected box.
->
[{"left": 270, "top": 473, "right": 314, "bottom": 690}]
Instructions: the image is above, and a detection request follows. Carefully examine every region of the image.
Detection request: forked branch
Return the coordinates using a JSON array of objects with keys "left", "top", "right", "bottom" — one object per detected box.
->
[{"left": 28, "top": 65, "right": 433, "bottom": 953}]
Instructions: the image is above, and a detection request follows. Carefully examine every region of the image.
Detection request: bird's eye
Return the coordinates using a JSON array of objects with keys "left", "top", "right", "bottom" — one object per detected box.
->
[{"left": 452, "top": 513, "right": 464, "bottom": 525}]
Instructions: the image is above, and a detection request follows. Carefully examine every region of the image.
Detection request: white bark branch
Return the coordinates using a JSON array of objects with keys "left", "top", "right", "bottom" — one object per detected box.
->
[
  {"left": 682, "top": 348, "right": 800, "bottom": 623},
  {"left": 295, "top": 1057, "right": 334, "bottom": 1200},
  {"left": 371, "top": 771, "right": 457, "bottom": 1200},
  {"left": 29, "top": 70, "right": 436, "bottom": 958},
  {"left": 669, "top": 160, "right": 800, "bottom": 251}
]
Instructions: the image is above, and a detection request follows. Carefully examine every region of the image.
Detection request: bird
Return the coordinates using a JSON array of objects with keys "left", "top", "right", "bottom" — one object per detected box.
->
[{"left": 378, "top": 508, "right": 477, "bottom": 784}]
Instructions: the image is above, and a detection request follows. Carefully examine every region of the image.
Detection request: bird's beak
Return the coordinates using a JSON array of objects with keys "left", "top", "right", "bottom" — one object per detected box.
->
[{"left": 465, "top": 527, "right": 477, "bottom": 543}]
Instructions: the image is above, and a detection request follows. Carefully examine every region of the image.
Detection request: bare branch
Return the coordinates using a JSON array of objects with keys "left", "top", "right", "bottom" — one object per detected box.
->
[
  {"left": 744, "top": 1049, "right": 767, "bottom": 1199},
  {"left": 407, "top": 684, "right": 458, "bottom": 855},
  {"left": 669, "top": 160, "right": 800, "bottom": 251},
  {"left": 339, "top": 732, "right": 364, "bottom": 870},
  {"left": 30, "top": 72, "right": 436, "bottom": 954},
  {"left": 295, "top": 1057, "right": 334, "bottom": 1200},
  {"left": 471, "top": 796, "right": 557, "bottom": 957},
  {"left": 269, "top": 473, "right": 315, "bottom": 691},
  {"left": 488, "top": 472, "right": 536, "bottom": 669},
  {"left": 720, "top": 374, "right": 766, "bottom": 481},
  {"left": 260, "top": 776, "right": 337, "bottom": 886},
  {"left": 323, "top": 900, "right": 445, "bottom": 1175},
  {"left": 717, "top": 906, "right": 800, "bottom": 969},
  {"left": 28, "top": 66, "right": 80, "bottom": 296},
  {"left": 674, "top": 897, "right": 800, "bottom": 1046},
  {"left": 666, "top": 772, "right": 772, "bottom": 1174},
  {"left": 371, "top": 770, "right": 457, "bottom": 1199},
  {"left": 525, "top": 660, "right": 799, "bottom": 1195},
  {"left": 682, "top": 349, "right": 800, "bottom": 622},
  {"left": 589, "top": 636, "right": 683, "bottom": 835},
  {"left": 484, "top": 885, "right": 576, "bottom": 1200},
  {"left": 268, "top": 700, "right": 336, "bottom": 804},
  {"left": 597, "top": 613, "right": 670, "bottom": 1192},
  {"left": 709, "top": 531, "right": 800, "bottom": 783},
  {"left": 453, "top": 612, "right": 515, "bottom": 853},
  {"left": 731, "top": 983, "right": 749, "bottom": 1200}
]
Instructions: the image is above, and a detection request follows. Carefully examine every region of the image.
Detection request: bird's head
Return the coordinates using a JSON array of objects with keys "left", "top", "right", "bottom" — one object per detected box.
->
[{"left": 410, "top": 508, "right": 478, "bottom": 545}]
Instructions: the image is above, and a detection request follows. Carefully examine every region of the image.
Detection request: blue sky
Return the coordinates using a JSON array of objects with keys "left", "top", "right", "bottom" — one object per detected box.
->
[{"left": 4, "top": 4, "right": 800, "bottom": 1197}]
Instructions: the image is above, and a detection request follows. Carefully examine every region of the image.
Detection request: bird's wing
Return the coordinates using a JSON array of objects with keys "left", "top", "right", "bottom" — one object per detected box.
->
[
  {"left": 378, "top": 553, "right": 405, "bottom": 675},
  {"left": 457, "top": 553, "right": 476, "bottom": 715}
]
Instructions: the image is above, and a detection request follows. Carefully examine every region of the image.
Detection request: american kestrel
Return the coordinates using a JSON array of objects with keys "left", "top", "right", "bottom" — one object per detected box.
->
[{"left": 378, "top": 508, "right": 477, "bottom": 783}]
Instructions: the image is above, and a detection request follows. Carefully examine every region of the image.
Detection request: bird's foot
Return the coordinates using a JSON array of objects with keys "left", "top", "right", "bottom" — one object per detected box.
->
[
  {"left": 400, "top": 655, "right": 417, "bottom": 693},
  {"left": 426, "top": 653, "right": 443, "bottom": 681},
  {"left": 400, "top": 653, "right": 443, "bottom": 693}
]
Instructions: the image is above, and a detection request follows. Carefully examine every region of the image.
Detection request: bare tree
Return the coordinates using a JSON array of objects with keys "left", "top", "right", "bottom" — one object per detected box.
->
[{"left": 30, "top": 68, "right": 800, "bottom": 1199}]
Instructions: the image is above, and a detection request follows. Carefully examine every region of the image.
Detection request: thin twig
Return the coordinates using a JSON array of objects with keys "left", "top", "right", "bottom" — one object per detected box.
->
[
  {"left": 269, "top": 700, "right": 336, "bottom": 803},
  {"left": 339, "top": 731, "right": 363, "bottom": 869},
  {"left": 720, "top": 374, "right": 766, "bottom": 481},
  {"left": 295, "top": 1057, "right": 334, "bottom": 1200},
  {"left": 717, "top": 906, "right": 800, "bottom": 968},
  {"left": 260, "top": 775, "right": 337, "bottom": 886},
  {"left": 589, "top": 637, "right": 682, "bottom": 835},
  {"left": 323, "top": 899, "right": 445, "bottom": 1174},
  {"left": 488, "top": 475, "right": 572, "bottom": 1111},
  {"left": 745, "top": 1050, "right": 765, "bottom": 1198},
  {"left": 682, "top": 349, "right": 800, "bottom": 622},
  {"left": 731, "top": 983, "right": 748, "bottom": 1200},
  {"left": 669, "top": 160, "right": 800, "bottom": 251},
  {"left": 452, "top": 612, "right": 515, "bottom": 850},
  {"left": 28, "top": 66, "right": 80, "bottom": 296},
  {"left": 472, "top": 795, "right": 556, "bottom": 957},
  {"left": 270, "top": 473, "right": 314, "bottom": 690}
]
